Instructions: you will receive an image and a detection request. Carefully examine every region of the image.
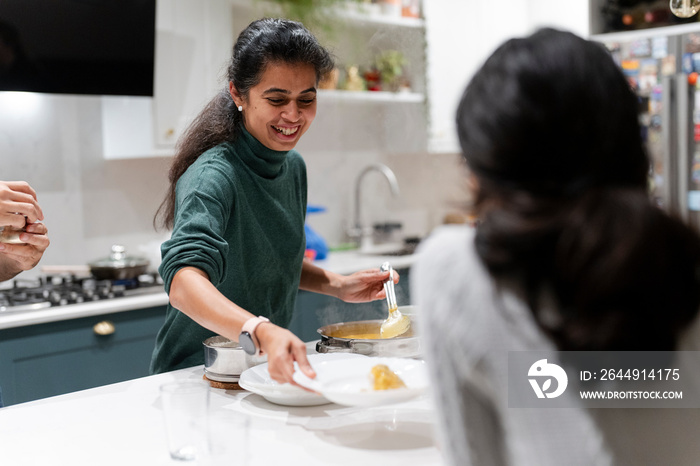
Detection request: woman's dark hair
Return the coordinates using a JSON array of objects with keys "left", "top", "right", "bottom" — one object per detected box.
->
[
  {"left": 457, "top": 28, "right": 700, "bottom": 351},
  {"left": 154, "top": 18, "right": 334, "bottom": 230}
]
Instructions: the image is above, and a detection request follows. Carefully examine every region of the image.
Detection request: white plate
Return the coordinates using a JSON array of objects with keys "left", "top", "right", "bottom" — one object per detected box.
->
[
  {"left": 238, "top": 353, "right": 367, "bottom": 406},
  {"left": 292, "top": 356, "right": 428, "bottom": 407}
]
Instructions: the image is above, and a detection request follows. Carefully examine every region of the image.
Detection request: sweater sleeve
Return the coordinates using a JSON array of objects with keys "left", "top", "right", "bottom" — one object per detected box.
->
[{"left": 159, "top": 157, "right": 235, "bottom": 293}]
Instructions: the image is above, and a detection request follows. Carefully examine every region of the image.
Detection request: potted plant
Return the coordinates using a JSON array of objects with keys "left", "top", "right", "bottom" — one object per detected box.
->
[
  {"left": 259, "top": 0, "right": 361, "bottom": 34},
  {"left": 375, "top": 50, "right": 407, "bottom": 92}
]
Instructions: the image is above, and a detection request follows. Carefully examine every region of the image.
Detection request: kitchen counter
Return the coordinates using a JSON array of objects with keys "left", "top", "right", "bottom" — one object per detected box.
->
[
  {"left": 313, "top": 249, "right": 415, "bottom": 275},
  {"left": 0, "top": 290, "right": 170, "bottom": 330},
  {"left": 0, "top": 362, "right": 442, "bottom": 465},
  {"left": 0, "top": 250, "right": 415, "bottom": 331}
]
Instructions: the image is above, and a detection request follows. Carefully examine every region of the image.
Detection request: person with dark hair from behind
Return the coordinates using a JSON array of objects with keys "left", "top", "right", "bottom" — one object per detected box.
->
[
  {"left": 412, "top": 28, "right": 700, "bottom": 465},
  {"left": 150, "top": 18, "right": 398, "bottom": 384}
]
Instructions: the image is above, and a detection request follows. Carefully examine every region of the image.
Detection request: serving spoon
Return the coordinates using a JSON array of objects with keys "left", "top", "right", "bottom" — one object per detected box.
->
[{"left": 379, "top": 262, "right": 411, "bottom": 339}]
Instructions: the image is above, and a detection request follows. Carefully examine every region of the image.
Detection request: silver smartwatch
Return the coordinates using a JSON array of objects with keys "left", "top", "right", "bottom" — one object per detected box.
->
[{"left": 239, "top": 316, "right": 270, "bottom": 356}]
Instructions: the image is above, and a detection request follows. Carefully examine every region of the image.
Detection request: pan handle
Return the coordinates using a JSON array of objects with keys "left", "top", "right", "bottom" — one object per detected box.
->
[{"left": 315, "top": 340, "right": 354, "bottom": 353}]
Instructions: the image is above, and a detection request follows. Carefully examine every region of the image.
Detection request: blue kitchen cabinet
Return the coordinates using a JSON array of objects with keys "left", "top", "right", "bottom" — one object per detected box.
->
[
  {"left": 288, "top": 267, "right": 411, "bottom": 342},
  {"left": 0, "top": 306, "right": 166, "bottom": 407}
]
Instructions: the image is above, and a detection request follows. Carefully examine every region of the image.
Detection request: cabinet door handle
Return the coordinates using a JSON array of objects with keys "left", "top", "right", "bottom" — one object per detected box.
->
[{"left": 93, "top": 320, "right": 116, "bottom": 336}]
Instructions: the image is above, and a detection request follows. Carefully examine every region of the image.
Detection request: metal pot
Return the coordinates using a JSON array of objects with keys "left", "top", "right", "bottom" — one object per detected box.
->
[
  {"left": 88, "top": 244, "right": 150, "bottom": 280},
  {"left": 315, "top": 317, "right": 421, "bottom": 358},
  {"left": 202, "top": 336, "right": 267, "bottom": 382}
]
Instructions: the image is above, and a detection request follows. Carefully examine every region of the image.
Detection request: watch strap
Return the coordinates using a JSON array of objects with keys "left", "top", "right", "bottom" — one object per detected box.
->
[{"left": 241, "top": 316, "right": 270, "bottom": 356}]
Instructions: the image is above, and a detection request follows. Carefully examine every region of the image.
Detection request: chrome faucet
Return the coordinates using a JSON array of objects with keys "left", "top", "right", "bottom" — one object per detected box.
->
[{"left": 350, "top": 163, "right": 400, "bottom": 249}]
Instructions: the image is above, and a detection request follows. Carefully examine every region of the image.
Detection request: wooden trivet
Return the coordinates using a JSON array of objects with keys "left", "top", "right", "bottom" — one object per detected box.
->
[{"left": 203, "top": 374, "right": 244, "bottom": 390}]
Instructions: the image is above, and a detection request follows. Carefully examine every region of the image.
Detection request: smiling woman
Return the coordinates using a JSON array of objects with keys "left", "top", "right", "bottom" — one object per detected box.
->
[{"left": 150, "top": 18, "right": 398, "bottom": 389}]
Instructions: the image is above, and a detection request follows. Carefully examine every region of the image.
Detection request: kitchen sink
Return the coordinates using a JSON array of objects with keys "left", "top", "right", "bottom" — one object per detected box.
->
[{"left": 357, "top": 240, "right": 419, "bottom": 256}]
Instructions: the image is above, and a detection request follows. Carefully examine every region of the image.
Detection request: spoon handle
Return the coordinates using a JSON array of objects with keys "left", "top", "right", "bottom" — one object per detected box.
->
[{"left": 381, "top": 262, "right": 398, "bottom": 312}]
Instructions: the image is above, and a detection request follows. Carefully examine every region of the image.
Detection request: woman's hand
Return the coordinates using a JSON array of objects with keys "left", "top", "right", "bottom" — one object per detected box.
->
[
  {"left": 299, "top": 261, "right": 399, "bottom": 303},
  {"left": 0, "top": 181, "right": 44, "bottom": 227},
  {"left": 256, "top": 323, "right": 316, "bottom": 388},
  {"left": 336, "top": 267, "right": 399, "bottom": 303}
]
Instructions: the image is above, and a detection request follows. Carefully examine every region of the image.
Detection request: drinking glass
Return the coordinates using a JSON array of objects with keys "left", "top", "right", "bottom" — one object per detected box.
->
[{"left": 160, "top": 381, "right": 209, "bottom": 461}]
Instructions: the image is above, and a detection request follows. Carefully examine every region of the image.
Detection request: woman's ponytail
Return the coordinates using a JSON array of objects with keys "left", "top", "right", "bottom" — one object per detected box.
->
[{"left": 153, "top": 89, "right": 241, "bottom": 230}]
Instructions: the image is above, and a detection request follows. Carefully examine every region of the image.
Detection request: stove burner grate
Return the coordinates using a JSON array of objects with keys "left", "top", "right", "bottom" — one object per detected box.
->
[{"left": 0, "top": 272, "right": 164, "bottom": 314}]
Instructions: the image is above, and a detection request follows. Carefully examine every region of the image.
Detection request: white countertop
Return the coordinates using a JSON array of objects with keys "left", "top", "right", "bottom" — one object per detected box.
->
[
  {"left": 0, "top": 251, "right": 415, "bottom": 331},
  {"left": 0, "top": 363, "right": 442, "bottom": 466},
  {"left": 0, "top": 291, "right": 171, "bottom": 330}
]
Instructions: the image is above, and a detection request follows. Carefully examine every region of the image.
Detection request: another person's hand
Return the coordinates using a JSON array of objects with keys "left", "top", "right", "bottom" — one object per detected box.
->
[
  {"left": 337, "top": 268, "right": 399, "bottom": 303},
  {"left": 0, "top": 181, "right": 44, "bottom": 227},
  {"left": 257, "top": 323, "right": 315, "bottom": 388},
  {"left": 0, "top": 222, "right": 50, "bottom": 273}
]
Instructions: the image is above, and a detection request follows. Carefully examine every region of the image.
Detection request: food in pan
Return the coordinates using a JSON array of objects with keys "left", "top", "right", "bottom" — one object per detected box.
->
[
  {"left": 341, "top": 333, "right": 382, "bottom": 339},
  {"left": 370, "top": 364, "right": 406, "bottom": 390}
]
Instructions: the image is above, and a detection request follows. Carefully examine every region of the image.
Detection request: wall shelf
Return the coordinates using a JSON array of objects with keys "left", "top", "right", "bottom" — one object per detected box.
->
[
  {"left": 334, "top": 10, "right": 424, "bottom": 29},
  {"left": 318, "top": 89, "right": 424, "bottom": 103},
  {"left": 228, "top": 0, "right": 424, "bottom": 29},
  {"left": 591, "top": 22, "right": 700, "bottom": 42}
]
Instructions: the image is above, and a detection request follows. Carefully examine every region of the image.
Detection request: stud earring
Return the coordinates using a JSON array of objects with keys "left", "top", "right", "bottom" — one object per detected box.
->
[{"left": 237, "top": 105, "right": 243, "bottom": 112}]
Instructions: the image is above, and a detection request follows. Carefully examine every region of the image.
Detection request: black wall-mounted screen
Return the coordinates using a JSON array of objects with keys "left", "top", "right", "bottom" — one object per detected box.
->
[{"left": 0, "top": 0, "right": 156, "bottom": 96}]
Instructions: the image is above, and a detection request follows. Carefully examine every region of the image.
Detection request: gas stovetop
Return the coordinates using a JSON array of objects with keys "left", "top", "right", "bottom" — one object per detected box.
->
[{"left": 0, "top": 273, "right": 165, "bottom": 313}]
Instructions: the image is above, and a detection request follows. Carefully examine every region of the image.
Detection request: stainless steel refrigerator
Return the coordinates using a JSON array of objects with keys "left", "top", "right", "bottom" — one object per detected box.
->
[{"left": 595, "top": 25, "right": 700, "bottom": 229}]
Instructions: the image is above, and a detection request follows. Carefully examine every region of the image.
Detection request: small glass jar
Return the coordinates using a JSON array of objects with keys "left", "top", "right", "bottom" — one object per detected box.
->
[{"left": 0, "top": 225, "right": 26, "bottom": 244}]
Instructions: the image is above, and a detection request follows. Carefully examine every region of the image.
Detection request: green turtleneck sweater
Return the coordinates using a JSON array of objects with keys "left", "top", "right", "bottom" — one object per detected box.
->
[{"left": 150, "top": 127, "right": 307, "bottom": 373}]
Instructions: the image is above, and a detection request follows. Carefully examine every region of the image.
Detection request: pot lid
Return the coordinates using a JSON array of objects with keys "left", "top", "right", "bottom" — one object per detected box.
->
[{"left": 88, "top": 244, "right": 150, "bottom": 269}]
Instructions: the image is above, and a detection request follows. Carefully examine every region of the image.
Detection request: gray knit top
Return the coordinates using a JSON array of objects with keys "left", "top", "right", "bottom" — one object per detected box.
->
[{"left": 412, "top": 225, "right": 700, "bottom": 466}]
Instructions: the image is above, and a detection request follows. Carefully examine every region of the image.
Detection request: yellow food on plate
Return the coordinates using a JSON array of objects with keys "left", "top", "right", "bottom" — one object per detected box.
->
[{"left": 371, "top": 364, "right": 406, "bottom": 390}]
